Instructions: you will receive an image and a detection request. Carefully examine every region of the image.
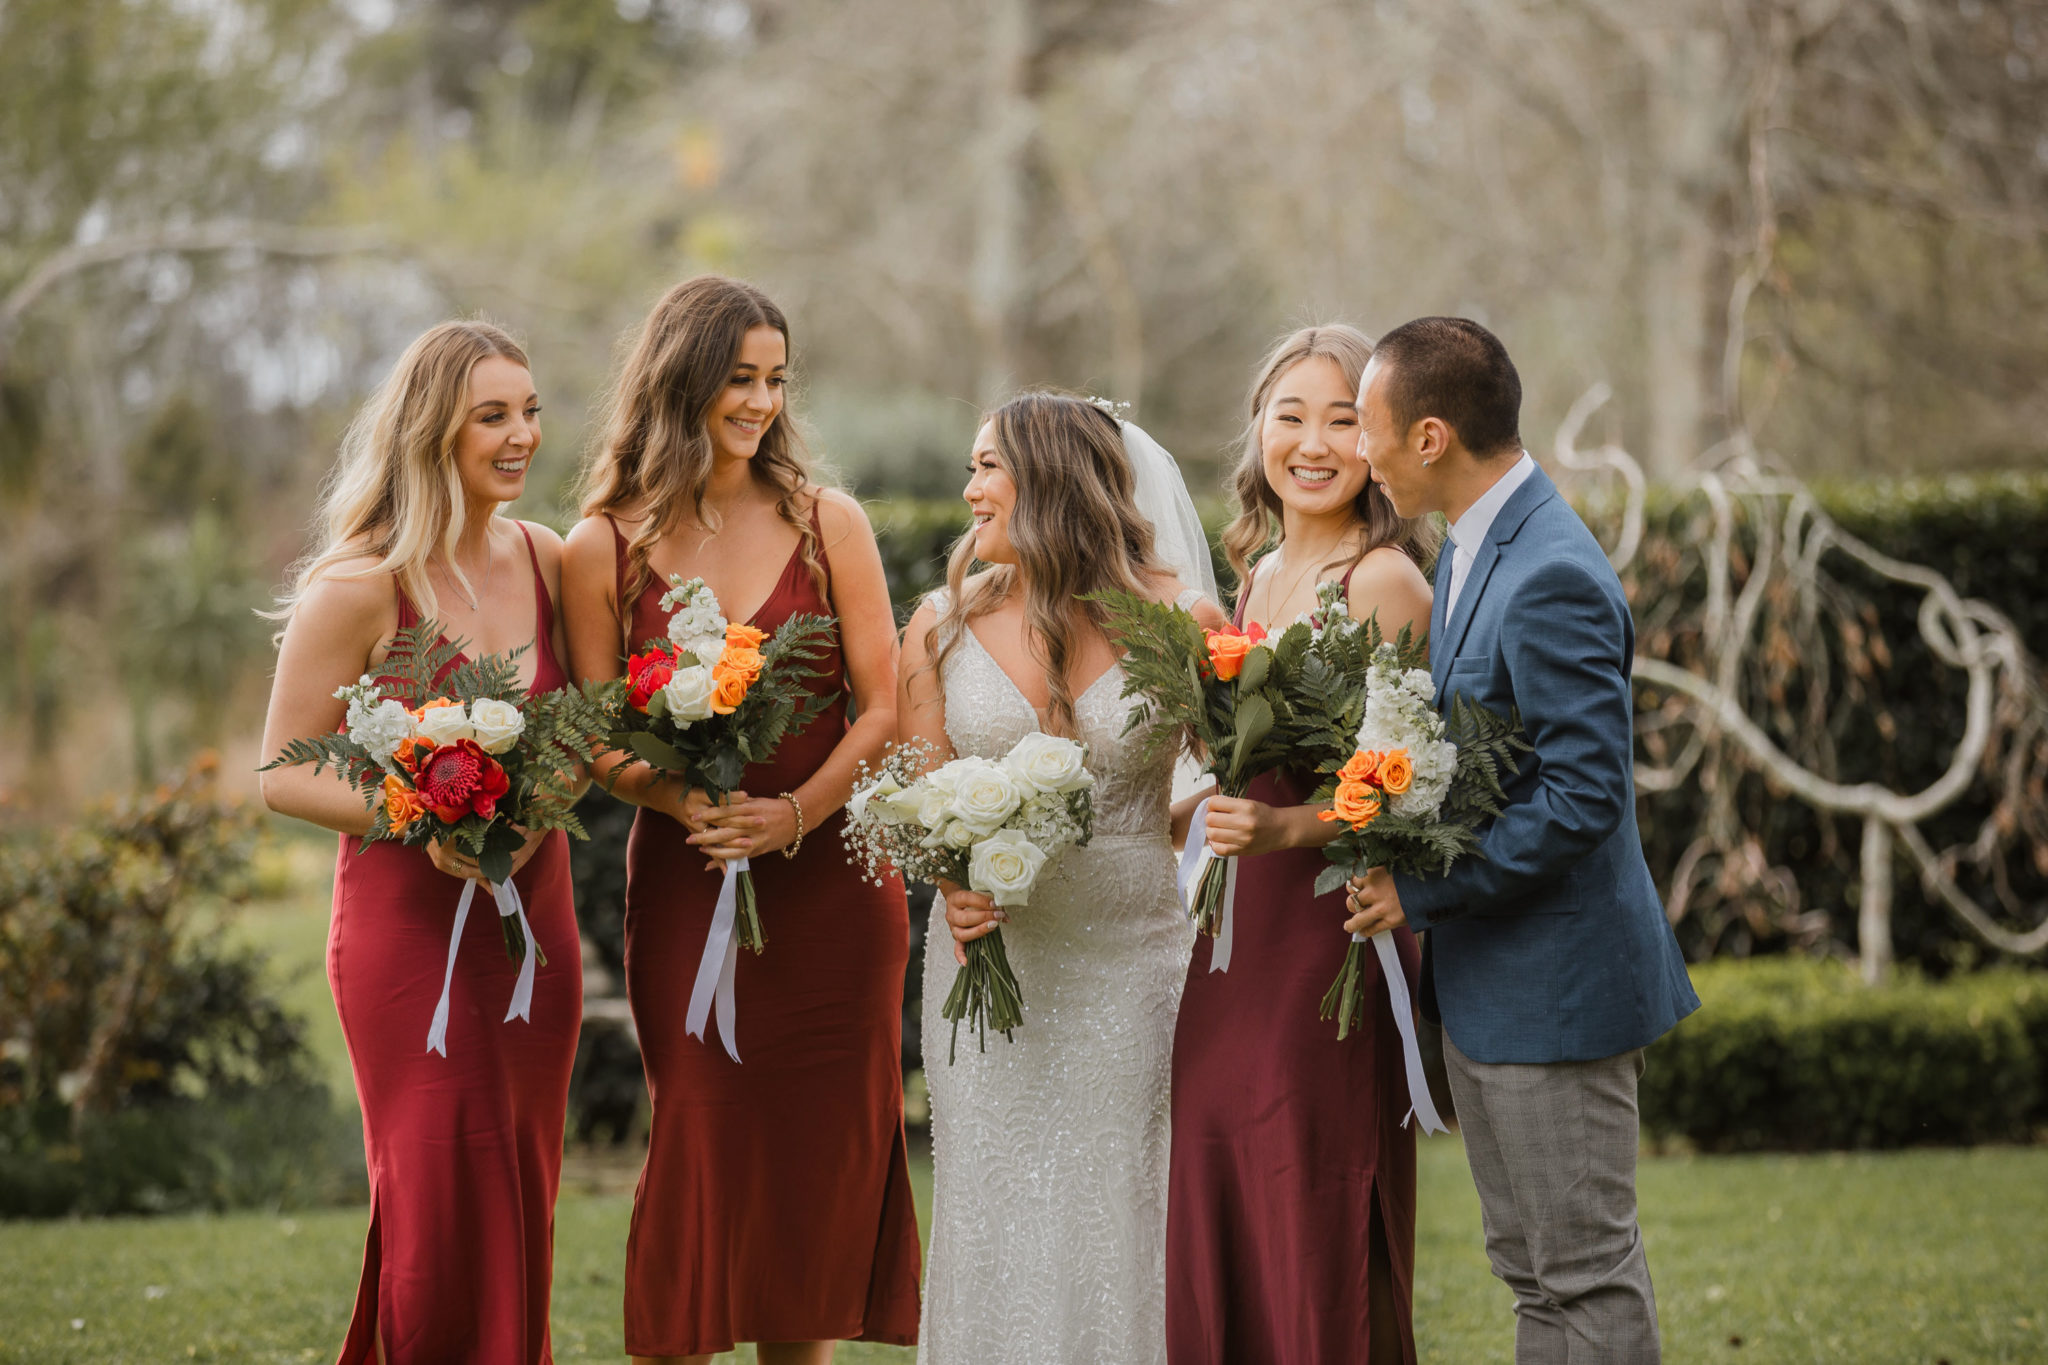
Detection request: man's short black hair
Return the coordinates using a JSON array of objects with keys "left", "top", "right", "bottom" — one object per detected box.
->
[{"left": 1372, "top": 316, "right": 1522, "bottom": 458}]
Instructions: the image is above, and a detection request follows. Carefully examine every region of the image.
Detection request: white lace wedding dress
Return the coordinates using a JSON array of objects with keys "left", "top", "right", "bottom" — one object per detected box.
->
[{"left": 917, "top": 593, "right": 1198, "bottom": 1365}]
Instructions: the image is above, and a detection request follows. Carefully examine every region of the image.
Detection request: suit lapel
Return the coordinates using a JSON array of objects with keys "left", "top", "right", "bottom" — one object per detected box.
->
[
  {"left": 1428, "top": 550, "right": 1455, "bottom": 691},
  {"left": 1430, "top": 463, "right": 1560, "bottom": 693}
]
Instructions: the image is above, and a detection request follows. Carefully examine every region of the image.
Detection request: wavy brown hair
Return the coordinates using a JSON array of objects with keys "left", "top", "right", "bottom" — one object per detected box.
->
[
  {"left": 577, "top": 275, "right": 823, "bottom": 615},
  {"left": 1221, "top": 324, "right": 1439, "bottom": 590},
  {"left": 924, "top": 393, "right": 1171, "bottom": 738}
]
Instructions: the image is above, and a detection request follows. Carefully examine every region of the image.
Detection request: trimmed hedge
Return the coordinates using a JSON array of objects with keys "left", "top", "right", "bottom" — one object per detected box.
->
[{"left": 1641, "top": 957, "right": 2048, "bottom": 1151}]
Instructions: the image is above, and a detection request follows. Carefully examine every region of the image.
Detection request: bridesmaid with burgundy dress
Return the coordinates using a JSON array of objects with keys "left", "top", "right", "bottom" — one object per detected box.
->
[
  {"left": 259, "top": 321, "right": 582, "bottom": 1364},
  {"left": 561, "top": 275, "right": 920, "bottom": 1365},
  {"left": 1166, "top": 325, "right": 1439, "bottom": 1365}
]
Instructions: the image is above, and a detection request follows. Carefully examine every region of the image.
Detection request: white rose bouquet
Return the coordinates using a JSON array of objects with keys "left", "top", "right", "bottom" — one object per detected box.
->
[
  {"left": 262, "top": 621, "right": 612, "bottom": 1054},
  {"left": 843, "top": 733, "right": 1096, "bottom": 1061}
]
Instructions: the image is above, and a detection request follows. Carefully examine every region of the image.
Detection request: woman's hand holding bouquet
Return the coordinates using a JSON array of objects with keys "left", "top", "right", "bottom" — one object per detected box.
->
[
  {"left": 262, "top": 625, "right": 612, "bottom": 1055},
  {"left": 843, "top": 733, "right": 1095, "bottom": 1061},
  {"left": 601, "top": 576, "right": 838, "bottom": 1061}
]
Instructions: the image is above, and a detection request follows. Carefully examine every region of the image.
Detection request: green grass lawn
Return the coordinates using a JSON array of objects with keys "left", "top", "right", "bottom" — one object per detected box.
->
[
  {"left": 9, "top": 833, "right": 2038, "bottom": 1363},
  {"left": 1, "top": 1140, "right": 2043, "bottom": 1363}
]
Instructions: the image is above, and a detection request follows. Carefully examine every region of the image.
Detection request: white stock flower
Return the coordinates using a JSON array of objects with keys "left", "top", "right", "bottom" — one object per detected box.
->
[
  {"left": 468, "top": 698, "right": 525, "bottom": 755},
  {"left": 969, "top": 827, "right": 1051, "bottom": 906},
  {"left": 1003, "top": 733, "right": 1093, "bottom": 795},
  {"left": 661, "top": 663, "right": 719, "bottom": 723},
  {"left": 662, "top": 578, "right": 728, "bottom": 661},
  {"left": 346, "top": 697, "right": 416, "bottom": 764},
  {"left": 414, "top": 702, "right": 476, "bottom": 746},
  {"left": 943, "top": 757, "right": 1024, "bottom": 833}
]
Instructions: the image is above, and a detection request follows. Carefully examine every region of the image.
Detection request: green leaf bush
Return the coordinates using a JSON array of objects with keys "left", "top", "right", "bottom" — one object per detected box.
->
[
  {"left": 0, "top": 768, "right": 360, "bottom": 1217},
  {"left": 1641, "top": 957, "right": 2047, "bottom": 1151}
]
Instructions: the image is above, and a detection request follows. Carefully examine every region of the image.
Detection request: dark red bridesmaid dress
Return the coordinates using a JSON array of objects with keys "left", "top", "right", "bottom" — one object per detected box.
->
[
  {"left": 1164, "top": 587, "right": 1422, "bottom": 1365},
  {"left": 327, "top": 524, "right": 582, "bottom": 1365},
  {"left": 612, "top": 512, "right": 921, "bottom": 1357}
]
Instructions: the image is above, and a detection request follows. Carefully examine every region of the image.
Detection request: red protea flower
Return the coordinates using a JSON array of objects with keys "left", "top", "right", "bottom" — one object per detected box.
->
[
  {"left": 413, "top": 738, "right": 511, "bottom": 823},
  {"left": 627, "top": 645, "right": 677, "bottom": 711}
]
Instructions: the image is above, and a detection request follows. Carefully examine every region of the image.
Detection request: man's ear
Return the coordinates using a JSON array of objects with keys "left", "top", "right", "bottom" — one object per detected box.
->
[{"left": 1416, "top": 415, "right": 1452, "bottom": 466}]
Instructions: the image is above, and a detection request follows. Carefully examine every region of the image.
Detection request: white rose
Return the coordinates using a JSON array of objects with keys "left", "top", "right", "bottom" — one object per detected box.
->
[
  {"left": 414, "top": 702, "right": 475, "bottom": 746},
  {"left": 467, "top": 698, "right": 525, "bottom": 755},
  {"left": 969, "top": 827, "right": 1050, "bottom": 906},
  {"left": 940, "top": 819, "right": 978, "bottom": 849},
  {"left": 1002, "top": 733, "right": 1092, "bottom": 795},
  {"left": 946, "top": 757, "right": 1024, "bottom": 833},
  {"left": 915, "top": 783, "right": 954, "bottom": 830},
  {"left": 346, "top": 697, "right": 415, "bottom": 763},
  {"left": 661, "top": 663, "right": 719, "bottom": 723}
]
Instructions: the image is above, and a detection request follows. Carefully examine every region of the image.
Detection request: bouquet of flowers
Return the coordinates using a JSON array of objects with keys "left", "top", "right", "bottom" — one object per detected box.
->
[
  {"left": 1311, "top": 636, "right": 1526, "bottom": 1127},
  {"left": 262, "top": 624, "right": 612, "bottom": 1054},
  {"left": 1089, "top": 581, "right": 1364, "bottom": 967},
  {"left": 843, "top": 733, "right": 1095, "bottom": 1061},
  {"left": 605, "top": 575, "right": 838, "bottom": 1059}
]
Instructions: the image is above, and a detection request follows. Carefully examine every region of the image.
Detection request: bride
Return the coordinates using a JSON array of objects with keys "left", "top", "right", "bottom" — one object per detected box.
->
[{"left": 898, "top": 392, "right": 1226, "bottom": 1363}]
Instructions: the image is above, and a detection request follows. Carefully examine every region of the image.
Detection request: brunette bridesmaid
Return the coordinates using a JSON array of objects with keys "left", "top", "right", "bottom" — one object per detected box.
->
[
  {"left": 259, "top": 321, "right": 581, "bottom": 1364},
  {"left": 1165, "top": 325, "right": 1438, "bottom": 1365},
  {"left": 561, "top": 275, "right": 920, "bottom": 1365}
]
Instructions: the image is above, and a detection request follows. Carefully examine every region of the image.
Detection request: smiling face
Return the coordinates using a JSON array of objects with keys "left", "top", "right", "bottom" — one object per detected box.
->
[
  {"left": 1356, "top": 353, "right": 1437, "bottom": 518},
  {"left": 1259, "top": 355, "right": 1370, "bottom": 516},
  {"left": 707, "top": 324, "right": 788, "bottom": 462},
  {"left": 963, "top": 420, "right": 1020, "bottom": 564},
  {"left": 452, "top": 355, "right": 540, "bottom": 507}
]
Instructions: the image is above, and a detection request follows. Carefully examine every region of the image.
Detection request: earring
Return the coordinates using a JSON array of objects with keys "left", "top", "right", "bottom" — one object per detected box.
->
[{"left": 1420, "top": 458, "right": 1432, "bottom": 468}]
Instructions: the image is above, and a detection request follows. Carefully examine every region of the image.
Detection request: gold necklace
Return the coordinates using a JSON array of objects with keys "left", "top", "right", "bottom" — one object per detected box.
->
[
  {"left": 1261, "top": 535, "right": 1353, "bottom": 622},
  {"left": 444, "top": 529, "right": 497, "bottom": 612}
]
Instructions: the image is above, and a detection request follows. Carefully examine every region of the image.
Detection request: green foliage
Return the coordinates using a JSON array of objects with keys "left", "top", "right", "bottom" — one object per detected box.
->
[
  {"left": 0, "top": 768, "right": 356, "bottom": 1217},
  {"left": 1640, "top": 957, "right": 2048, "bottom": 1151},
  {"left": 264, "top": 621, "right": 611, "bottom": 891},
  {"left": 607, "top": 612, "right": 840, "bottom": 800}
]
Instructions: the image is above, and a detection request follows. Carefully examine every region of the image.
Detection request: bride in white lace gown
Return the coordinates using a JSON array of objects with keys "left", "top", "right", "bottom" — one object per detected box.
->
[{"left": 898, "top": 394, "right": 1225, "bottom": 1365}]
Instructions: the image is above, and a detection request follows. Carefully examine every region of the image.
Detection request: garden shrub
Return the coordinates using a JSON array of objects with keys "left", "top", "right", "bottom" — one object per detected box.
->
[
  {"left": 1640, "top": 957, "right": 2045, "bottom": 1151},
  {"left": 0, "top": 768, "right": 360, "bottom": 1217}
]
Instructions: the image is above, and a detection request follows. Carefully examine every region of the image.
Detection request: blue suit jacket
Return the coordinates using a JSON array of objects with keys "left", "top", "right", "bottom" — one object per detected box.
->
[{"left": 1394, "top": 464, "right": 1699, "bottom": 1065}]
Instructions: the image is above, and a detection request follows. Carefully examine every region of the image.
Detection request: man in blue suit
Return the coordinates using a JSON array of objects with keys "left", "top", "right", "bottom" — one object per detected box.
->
[{"left": 1343, "top": 317, "right": 1698, "bottom": 1364}]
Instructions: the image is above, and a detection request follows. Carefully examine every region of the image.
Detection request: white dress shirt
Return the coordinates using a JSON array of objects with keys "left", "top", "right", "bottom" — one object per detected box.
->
[{"left": 1442, "top": 451, "right": 1535, "bottom": 617}]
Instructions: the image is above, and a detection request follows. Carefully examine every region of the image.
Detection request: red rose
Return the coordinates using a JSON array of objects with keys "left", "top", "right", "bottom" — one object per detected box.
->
[
  {"left": 413, "top": 738, "right": 512, "bottom": 823},
  {"left": 627, "top": 646, "right": 677, "bottom": 711}
]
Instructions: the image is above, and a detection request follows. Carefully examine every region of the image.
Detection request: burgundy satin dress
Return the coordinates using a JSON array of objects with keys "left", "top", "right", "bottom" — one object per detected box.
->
[
  {"left": 327, "top": 524, "right": 582, "bottom": 1365},
  {"left": 1164, "top": 583, "right": 1422, "bottom": 1365},
  {"left": 612, "top": 513, "right": 921, "bottom": 1356}
]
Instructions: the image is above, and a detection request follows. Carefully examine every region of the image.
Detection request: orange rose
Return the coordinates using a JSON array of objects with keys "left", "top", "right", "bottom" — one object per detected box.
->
[
  {"left": 1339, "top": 749, "right": 1384, "bottom": 786},
  {"left": 392, "top": 735, "right": 437, "bottom": 776},
  {"left": 718, "top": 644, "right": 765, "bottom": 682},
  {"left": 709, "top": 664, "right": 752, "bottom": 714},
  {"left": 382, "top": 774, "right": 426, "bottom": 831},
  {"left": 1378, "top": 749, "right": 1414, "bottom": 795},
  {"left": 1204, "top": 623, "right": 1265, "bottom": 682},
  {"left": 1318, "top": 779, "right": 1382, "bottom": 830},
  {"left": 411, "top": 697, "right": 458, "bottom": 719},
  {"left": 725, "top": 622, "right": 767, "bottom": 650}
]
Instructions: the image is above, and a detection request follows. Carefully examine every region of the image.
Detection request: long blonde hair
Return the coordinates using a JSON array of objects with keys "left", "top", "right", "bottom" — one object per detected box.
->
[
  {"left": 577, "top": 274, "right": 823, "bottom": 607},
  {"left": 1221, "top": 324, "right": 1440, "bottom": 589},
  {"left": 924, "top": 393, "right": 1170, "bottom": 738},
  {"left": 271, "top": 320, "right": 528, "bottom": 626}
]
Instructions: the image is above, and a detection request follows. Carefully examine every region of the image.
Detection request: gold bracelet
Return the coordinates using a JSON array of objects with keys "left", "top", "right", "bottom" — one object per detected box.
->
[{"left": 780, "top": 791, "right": 806, "bottom": 860}]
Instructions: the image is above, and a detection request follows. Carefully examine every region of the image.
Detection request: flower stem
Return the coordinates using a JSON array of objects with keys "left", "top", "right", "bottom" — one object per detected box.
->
[
  {"left": 941, "top": 926, "right": 1025, "bottom": 1063},
  {"left": 1318, "top": 939, "right": 1368, "bottom": 1040}
]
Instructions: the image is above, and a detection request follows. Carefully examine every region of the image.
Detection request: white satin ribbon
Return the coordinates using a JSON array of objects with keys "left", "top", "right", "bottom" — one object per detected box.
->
[
  {"left": 685, "top": 856, "right": 747, "bottom": 1063},
  {"left": 1177, "top": 797, "right": 1240, "bottom": 972},
  {"left": 1358, "top": 928, "right": 1447, "bottom": 1134},
  {"left": 426, "top": 877, "right": 538, "bottom": 1057}
]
